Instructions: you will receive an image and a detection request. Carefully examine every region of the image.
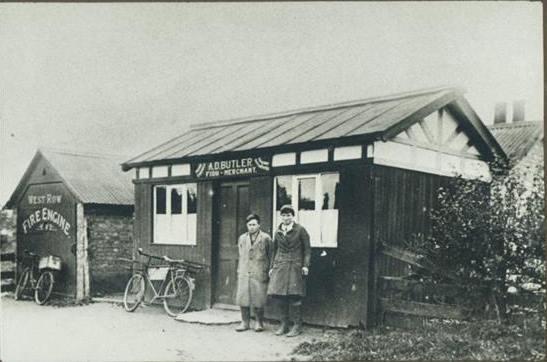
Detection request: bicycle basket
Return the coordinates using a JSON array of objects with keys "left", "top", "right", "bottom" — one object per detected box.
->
[
  {"left": 38, "top": 255, "right": 62, "bottom": 271},
  {"left": 148, "top": 266, "right": 169, "bottom": 281}
]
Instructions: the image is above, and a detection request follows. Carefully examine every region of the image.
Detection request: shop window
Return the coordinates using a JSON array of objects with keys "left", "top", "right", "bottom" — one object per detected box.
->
[
  {"left": 153, "top": 184, "right": 197, "bottom": 245},
  {"left": 274, "top": 173, "right": 340, "bottom": 248}
]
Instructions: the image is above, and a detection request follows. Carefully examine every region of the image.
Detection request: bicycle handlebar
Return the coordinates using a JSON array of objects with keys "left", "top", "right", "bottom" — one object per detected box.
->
[
  {"left": 162, "top": 256, "right": 205, "bottom": 270},
  {"left": 135, "top": 248, "right": 206, "bottom": 270},
  {"left": 137, "top": 248, "right": 163, "bottom": 260}
]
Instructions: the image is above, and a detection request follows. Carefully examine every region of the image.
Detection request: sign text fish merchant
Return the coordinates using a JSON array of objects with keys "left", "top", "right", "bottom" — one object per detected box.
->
[{"left": 194, "top": 157, "right": 270, "bottom": 178}]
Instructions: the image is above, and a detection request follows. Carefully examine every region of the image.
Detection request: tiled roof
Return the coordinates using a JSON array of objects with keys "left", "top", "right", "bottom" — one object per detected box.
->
[
  {"left": 6, "top": 148, "right": 134, "bottom": 208},
  {"left": 124, "top": 87, "right": 461, "bottom": 167},
  {"left": 487, "top": 121, "right": 544, "bottom": 162}
]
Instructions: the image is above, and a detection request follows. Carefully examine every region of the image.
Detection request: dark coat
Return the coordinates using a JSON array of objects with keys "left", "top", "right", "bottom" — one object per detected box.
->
[
  {"left": 235, "top": 231, "right": 272, "bottom": 307},
  {"left": 267, "top": 223, "right": 311, "bottom": 297}
]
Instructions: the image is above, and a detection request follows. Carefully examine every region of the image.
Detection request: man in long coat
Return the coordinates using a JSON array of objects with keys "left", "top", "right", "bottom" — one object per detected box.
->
[
  {"left": 267, "top": 204, "right": 311, "bottom": 337},
  {"left": 235, "top": 213, "right": 272, "bottom": 332}
]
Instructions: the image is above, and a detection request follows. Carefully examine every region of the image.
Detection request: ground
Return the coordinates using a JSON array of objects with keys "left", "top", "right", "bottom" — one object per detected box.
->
[{"left": 0, "top": 295, "right": 340, "bottom": 362}]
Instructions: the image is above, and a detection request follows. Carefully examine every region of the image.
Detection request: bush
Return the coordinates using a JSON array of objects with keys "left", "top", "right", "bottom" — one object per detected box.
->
[
  {"left": 292, "top": 318, "right": 545, "bottom": 361},
  {"left": 407, "top": 158, "right": 545, "bottom": 318}
]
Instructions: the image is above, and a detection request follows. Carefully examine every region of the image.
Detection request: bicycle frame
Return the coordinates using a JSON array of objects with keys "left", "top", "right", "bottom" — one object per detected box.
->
[
  {"left": 19, "top": 254, "right": 40, "bottom": 288},
  {"left": 127, "top": 250, "right": 190, "bottom": 305},
  {"left": 140, "top": 268, "right": 179, "bottom": 305}
]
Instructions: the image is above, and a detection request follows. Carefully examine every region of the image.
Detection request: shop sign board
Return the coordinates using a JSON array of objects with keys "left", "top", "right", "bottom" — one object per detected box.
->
[
  {"left": 192, "top": 156, "right": 271, "bottom": 179},
  {"left": 18, "top": 183, "right": 75, "bottom": 239}
]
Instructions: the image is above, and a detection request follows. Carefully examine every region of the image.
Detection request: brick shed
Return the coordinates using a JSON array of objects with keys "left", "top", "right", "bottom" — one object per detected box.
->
[{"left": 4, "top": 148, "right": 134, "bottom": 300}]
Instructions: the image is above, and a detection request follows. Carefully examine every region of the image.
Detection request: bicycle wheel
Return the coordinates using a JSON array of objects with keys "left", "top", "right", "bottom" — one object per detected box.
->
[
  {"left": 34, "top": 271, "right": 54, "bottom": 305},
  {"left": 163, "top": 276, "right": 193, "bottom": 317},
  {"left": 14, "top": 268, "right": 30, "bottom": 300},
  {"left": 123, "top": 274, "right": 145, "bottom": 312}
]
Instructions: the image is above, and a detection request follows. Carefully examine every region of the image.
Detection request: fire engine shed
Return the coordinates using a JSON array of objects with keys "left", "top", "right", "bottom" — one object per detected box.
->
[{"left": 5, "top": 148, "right": 134, "bottom": 300}]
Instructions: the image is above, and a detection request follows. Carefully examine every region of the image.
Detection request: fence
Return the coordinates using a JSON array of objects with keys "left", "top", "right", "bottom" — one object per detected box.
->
[
  {"left": 377, "top": 243, "right": 544, "bottom": 328},
  {"left": 1, "top": 209, "right": 17, "bottom": 292}
]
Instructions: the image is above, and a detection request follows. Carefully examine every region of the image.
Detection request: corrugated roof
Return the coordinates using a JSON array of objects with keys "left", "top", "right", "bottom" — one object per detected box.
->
[
  {"left": 124, "top": 87, "right": 455, "bottom": 166},
  {"left": 123, "top": 86, "right": 505, "bottom": 170},
  {"left": 41, "top": 148, "right": 134, "bottom": 205},
  {"left": 5, "top": 148, "right": 134, "bottom": 208},
  {"left": 487, "top": 121, "right": 544, "bottom": 162}
]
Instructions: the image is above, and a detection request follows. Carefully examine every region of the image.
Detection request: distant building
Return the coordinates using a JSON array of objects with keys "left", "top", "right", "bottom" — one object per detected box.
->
[
  {"left": 4, "top": 148, "right": 135, "bottom": 300},
  {"left": 488, "top": 120, "right": 544, "bottom": 169}
]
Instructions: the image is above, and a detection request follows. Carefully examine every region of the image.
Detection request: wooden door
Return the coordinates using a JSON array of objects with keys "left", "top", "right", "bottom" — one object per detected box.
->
[{"left": 213, "top": 180, "right": 250, "bottom": 306}]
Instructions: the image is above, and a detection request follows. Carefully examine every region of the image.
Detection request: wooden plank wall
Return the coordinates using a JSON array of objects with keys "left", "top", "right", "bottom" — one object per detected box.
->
[
  {"left": 133, "top": 181, "right": 214, "bottom": 309},
  {"left": 368, "top": 164, "right": 449, "bottom": 325},
  {"left": 266, "top": 165, "right": 373, "bottom": 328},
  {"left": 249, "top": 176, "right": 273, "bottom": 235}
]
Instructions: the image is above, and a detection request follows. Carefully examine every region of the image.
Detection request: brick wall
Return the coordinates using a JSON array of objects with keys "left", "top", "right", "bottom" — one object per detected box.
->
[{"left": 85, "top": 205, "right": 134, "bottom": 295}]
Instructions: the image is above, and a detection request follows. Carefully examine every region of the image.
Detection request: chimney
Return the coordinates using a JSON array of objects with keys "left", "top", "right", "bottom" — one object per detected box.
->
[
  {"left": 512, "top": 100, "right": 525, "bottom": 122},
  {"left": 494, "top": 102, "right": 507, "bottom": 124}
]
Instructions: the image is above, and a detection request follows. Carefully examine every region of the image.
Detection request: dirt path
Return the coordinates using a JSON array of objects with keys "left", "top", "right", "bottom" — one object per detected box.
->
[{"left": 1, "top": 296, "right": 336, "bottom": 361}]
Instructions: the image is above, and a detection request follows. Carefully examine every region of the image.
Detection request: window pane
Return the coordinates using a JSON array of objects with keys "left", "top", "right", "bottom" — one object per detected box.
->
[
  {"left": 187, "top": 184, "right": 198, "bottom": 214},
  {"left": 276, "top": 176, "right": 292, "bottom": 210},
  {"left": 171, "top": 187, "right": 183, "bottom": 214},
  {"left": 321, "top": 173, "right": 340, "bottom": 210},
  {"left": 155, "top": 187, "right": 166, "bottom": 214},
  {"left": 298, "top": 177, "right": 315, "bottom": 210}
]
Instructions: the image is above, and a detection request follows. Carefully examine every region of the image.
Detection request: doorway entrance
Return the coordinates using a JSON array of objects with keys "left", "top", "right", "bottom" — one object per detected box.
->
[{"left": 213, "top": 180, "right": 250, "bottom": 306}]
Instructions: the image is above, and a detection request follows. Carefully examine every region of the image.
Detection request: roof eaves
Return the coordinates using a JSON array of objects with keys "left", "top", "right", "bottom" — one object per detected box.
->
[
  {"left": 123, "top": 132, "right": 383, "bottom": 171},
  {"left": 381, "top": 89, "right": 460, "bottom": 141},
  {"left": 450, "top": 98, "right": 508, "bottom": 161},
  {"left": 3, "top": 151, "right": 43, "bottom": 209}
]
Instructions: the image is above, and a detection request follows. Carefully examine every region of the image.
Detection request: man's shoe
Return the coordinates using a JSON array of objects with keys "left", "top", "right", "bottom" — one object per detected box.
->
[
  {"left": 254, "top": 321, "right": 264, "bottom": 332},
  {"left": 274, "top": 321, "right": 289, "bottom": 335},
  {"left": 235, "top": 322, "right": 250, "bottom": 332},
  {"left": 235, "top": 307, "right": 251, "bottom": 332},
  {"left": 254, "top": 308, "right": 265, "bottom": 332},
  {"left": 286, "top": 323, "right": 302, "bottom": 337}
]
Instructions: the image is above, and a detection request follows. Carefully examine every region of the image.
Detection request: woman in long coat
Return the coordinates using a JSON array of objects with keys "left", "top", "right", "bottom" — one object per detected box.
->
[
  {"left": 267, "top": 204, "right": 311, "bottom": 337},
  {"left": 235, "top": 213, "right": 272, "bottom": 332}
]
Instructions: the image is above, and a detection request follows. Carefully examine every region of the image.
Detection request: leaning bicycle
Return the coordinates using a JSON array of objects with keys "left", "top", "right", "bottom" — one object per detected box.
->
[
  {"left": 14, "top": 249, "right": 62, "bottom": 305},
  {"left": 120, "top": 248, "right": 205, "bottom": 317}
]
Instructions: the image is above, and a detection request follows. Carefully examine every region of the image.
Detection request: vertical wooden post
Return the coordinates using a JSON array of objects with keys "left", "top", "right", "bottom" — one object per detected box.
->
[{"left": 76, "top": 203, "right": 90, "bottom": 301}]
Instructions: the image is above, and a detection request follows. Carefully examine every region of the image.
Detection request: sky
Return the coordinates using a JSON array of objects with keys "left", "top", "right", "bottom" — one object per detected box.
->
[{"left": 0, "top": 2, "right": 543, "bottom": 207}]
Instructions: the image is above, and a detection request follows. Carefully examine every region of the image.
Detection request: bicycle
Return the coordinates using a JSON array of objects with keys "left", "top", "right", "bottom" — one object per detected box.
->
[
  {"left": 14, "top": 249, "right": 62, "bottom": 305},
  {"left": 120, "top": 248, "right": 205, "bottom": 317}
]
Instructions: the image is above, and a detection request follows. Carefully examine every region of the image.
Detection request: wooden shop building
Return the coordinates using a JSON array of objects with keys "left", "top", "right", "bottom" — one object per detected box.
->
[
  {"left": 5, "top": 148, "right": 134, "bottom": 300},
  {"left": 122, "top": 87, "right": 506, "bottom": 327}
]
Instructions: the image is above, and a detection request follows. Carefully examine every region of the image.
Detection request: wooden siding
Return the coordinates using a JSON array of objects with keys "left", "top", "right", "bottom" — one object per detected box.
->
[
  {"left": 249, "top": 176, "right": 273, "bottom": 235},
  {"left": 134, "top": 181, "right": 214, "bottom": 309},
  {"left": 264, "top": 165, "right": 373, "bottom": 328},
  {"left": 368, "top": 164, "right": 449, "bottom": 325}
]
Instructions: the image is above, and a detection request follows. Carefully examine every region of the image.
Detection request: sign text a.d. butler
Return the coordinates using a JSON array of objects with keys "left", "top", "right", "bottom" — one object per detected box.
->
[{"left": 193, "top": 156, "right": 271, "bottom": 178}]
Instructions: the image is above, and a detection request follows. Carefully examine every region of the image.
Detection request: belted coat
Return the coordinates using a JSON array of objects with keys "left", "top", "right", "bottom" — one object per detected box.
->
[
  {"left": 267, "top": 223, "right": 311, "bottom": 297},
  {"left": 235, "top": 230, "right": 272, "bottom": 307}
]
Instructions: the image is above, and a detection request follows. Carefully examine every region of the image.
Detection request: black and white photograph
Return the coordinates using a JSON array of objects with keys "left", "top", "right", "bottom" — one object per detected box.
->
[{"left": 0, "top": 2, "right": 544, "bottom": 361}]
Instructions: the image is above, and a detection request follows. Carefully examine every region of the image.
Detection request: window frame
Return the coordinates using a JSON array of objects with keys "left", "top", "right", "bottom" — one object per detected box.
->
[
  {"left": 152, "top": 183, "right": 198, "bottom": 246},
  {"left": 273, "top": 172, "right": 340, "bottom": 248}
]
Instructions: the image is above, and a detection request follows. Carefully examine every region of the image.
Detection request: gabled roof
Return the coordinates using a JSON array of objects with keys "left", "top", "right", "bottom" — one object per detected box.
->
[
  {"left": 488, "top": 121, "right": 544, "bottom": 163},
  {"left": 5, "top": 148, "right": 134, "bottom": 209},
  {"left": 122, "top": 86, "right": 506, "bottom": 170}
]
